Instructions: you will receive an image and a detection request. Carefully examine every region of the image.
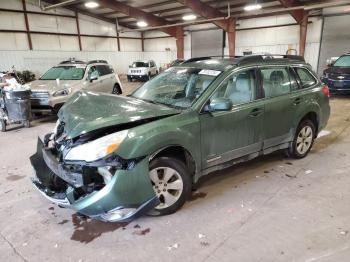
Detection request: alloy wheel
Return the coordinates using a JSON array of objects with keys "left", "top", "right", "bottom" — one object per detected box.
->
[
  {"left": 296, "top": 126, "right": 313, "bottom": 155},
  {"left": 149, "top": 167, "right": 184, "bottom": 210}
]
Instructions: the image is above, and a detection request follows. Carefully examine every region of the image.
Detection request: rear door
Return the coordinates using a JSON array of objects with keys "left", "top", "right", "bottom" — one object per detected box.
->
[{"left": 259, "top": 66, "right": 298, "bottom": 151}]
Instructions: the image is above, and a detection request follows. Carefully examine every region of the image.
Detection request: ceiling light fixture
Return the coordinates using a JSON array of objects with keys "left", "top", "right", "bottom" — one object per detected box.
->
[
  {"left": 244, "top": 3, "right": 262, "bottom": 11},
  {"left": 85, "top": 1, "right": 99, "bottom": 9},
  {"left": 137, "top": 21, "right": 148, "bottom": 27},
  {"left": 182, "top": 14, "right": 197, "bottom": 21}
]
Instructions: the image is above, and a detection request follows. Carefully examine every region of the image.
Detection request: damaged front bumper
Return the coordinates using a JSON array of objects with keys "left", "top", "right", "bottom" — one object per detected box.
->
[{"left": 30, "top": 138, "right": 158, "bottom": 222}]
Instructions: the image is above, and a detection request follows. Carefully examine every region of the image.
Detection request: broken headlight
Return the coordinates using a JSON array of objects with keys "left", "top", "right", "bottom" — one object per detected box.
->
[{"left": 64, "top": 130, "right": 128, "bottom": 162}]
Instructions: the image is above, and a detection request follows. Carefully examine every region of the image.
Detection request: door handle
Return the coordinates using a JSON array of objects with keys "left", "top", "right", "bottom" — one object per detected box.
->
[
  {"left": 293, "top": 97, "right": 302, "bottom": 105},
  {"left": 249, "top": 108, "right": 264, "bottom": 117}
]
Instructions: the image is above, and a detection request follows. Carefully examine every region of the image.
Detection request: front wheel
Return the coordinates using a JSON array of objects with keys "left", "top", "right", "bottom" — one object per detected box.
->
[
  {"left": 288, "top": 119, "right": 315, "bottom": 159},
  {"left": 147, "top": 157, "right": 191, "bottom": 216}
]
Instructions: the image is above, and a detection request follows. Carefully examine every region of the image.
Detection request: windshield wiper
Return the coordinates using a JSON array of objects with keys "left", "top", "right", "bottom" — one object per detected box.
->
[{"left": 130, "top": 96, "right": 180, "bottom": 109}]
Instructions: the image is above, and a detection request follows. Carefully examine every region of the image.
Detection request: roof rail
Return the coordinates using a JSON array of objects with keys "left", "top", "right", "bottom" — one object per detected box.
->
[
  {"left": 182, "top": 57, "right": 212, "bottom": 64},
  {"left": 88, "top": 60, "right": 108, "bottom": 65},
  {"left": 59, "top": 59, "right": 85, "bottom": 64},
  {"left": 236, "top": 54, "right": 305, "bottom": 65},
  {"left": 182, "top": 55, "right": 242, "bottom": 64}
]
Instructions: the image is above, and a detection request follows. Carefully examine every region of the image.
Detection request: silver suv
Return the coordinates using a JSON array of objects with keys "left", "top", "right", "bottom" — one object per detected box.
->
[
  {"left": 29, "top": 60, "right": 123, "bottom": 113},
  {"left": 127, "top": 60, "right": 158, "bottom": 82}
]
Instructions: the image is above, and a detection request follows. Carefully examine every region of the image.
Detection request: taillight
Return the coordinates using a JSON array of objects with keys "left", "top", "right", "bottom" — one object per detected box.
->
[{"left": 322, "top": 85, "right": 330, "bottom": 97}]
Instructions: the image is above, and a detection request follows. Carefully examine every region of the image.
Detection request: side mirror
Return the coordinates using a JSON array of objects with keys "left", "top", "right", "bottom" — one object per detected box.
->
[
  {"left": 206, "top": 97, "right": 232, "bottom": 112},
  {"left": 89, "top": 71, "right": 99, "bottom": 82}
]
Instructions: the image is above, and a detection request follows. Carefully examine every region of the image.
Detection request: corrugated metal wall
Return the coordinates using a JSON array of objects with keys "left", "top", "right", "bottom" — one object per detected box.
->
[
  {"left": 191, "top": 29, "right": 224, "bottom": 58},
  {"left": 0, "top": 50, "right": 177, "bottom": 76},
  {"left": 0, "top": 1, "right": 325, "bottom": 75}
]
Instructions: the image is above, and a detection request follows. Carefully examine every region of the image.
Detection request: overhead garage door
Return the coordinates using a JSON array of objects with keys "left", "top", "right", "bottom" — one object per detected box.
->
[
  {"left": 318, "top": 15, "right": 350, "bottom": 74},
  {"left": 191, "top": 29, "right": 224, "bottom": 58}
]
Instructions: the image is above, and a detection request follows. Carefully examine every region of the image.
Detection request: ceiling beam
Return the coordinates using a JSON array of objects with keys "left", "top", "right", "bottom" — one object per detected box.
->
[
  {"left": 43, "top": 0, "right": 132, "bottom": 28},
  {"left": 138, "top": 0, "right": 178, "bottom": 10},
  {"left": 175, "top": 0, "right": 228, "bottom": 30},
  {"left": 157, "top": 0, "right": 280, "bottom": 21},
  {"left": 278, "top": 0, "right": 304, "bottom": 23},
  {"left": 102, "top": 0, "right": 253, "bottom": 19},
  {"left": 99, "top": 0, "right": 178, "bottom": 36}
]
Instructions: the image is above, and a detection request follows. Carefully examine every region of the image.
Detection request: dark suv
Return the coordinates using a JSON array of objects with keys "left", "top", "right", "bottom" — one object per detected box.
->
[
  {"left": 322, "top": 53, "right": 350, "bottom": 94},
  {"left": 31, "top": 55, "right": 330, "bottom": 222}
]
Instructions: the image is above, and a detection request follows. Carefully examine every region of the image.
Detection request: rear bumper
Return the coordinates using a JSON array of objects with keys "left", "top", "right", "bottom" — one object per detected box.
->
[{"left": 30, "top": 138, "right": 158, "bottom": 222}]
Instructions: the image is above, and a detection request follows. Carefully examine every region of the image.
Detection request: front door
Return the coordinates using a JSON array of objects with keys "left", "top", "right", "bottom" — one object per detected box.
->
[
  {"left": 84, "top": 66, "right": 100, "bottom": 92},
  {"left": 200, "top": 68, "right": 264, "bottom": 169}
]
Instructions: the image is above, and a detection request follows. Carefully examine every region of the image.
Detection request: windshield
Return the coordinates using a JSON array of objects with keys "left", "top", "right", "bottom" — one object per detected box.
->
[
  {"left": 40, "top": 66, "right": 86, "bottom": 80},
  {"left": 131, "top": 67, "right": 221, "bottom": 109},
  {"left": 334, "top": 56, "right": 350, "bottom": 67},
  {"left": 132, "top": 62, "right": 148, "bottom": 68}
]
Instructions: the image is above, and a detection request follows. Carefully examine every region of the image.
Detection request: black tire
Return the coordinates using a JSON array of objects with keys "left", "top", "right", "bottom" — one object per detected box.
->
[
  {"left": 23, "top": 120, "right": 30, "bottom": 128},
  {"left": 112, "top": 84, "right": 122, "bottom": 95},
  {"left": 288, "top": 119, "right": 316, "bottom": 159},
  {"left": 147, "top": 157, "right": 192, "bottom": 216},
  {"left": 0, "top": 119, "right": 6, "bottom": 132}
]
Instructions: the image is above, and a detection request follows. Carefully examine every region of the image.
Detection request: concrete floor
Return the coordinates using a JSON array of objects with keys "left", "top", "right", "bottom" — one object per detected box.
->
[{"left": 1, "top": 80, "right": 350, "bottom": 262}]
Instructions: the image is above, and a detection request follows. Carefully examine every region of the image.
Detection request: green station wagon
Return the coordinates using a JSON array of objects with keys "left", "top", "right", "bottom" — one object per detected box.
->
[{"left": 30, "top": 55, "right": 330, "bottom": 222}]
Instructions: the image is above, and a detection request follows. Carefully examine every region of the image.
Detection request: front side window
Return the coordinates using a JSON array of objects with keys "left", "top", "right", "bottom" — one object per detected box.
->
[
  {"left": 40, "top": 66, "right": 85, "bottom": 80},
  {"left": 212, "top": 69, "right": 256, "bottom": 105},
  {"left": 87, "top": 66, "right": 99, "bottom": 79},
  {"left": 294, "top": 67, "right": 317, "bottom": 88},
  {"left": 260, "top": 67, "right": 291, "bottom": 98},
  {"left": 334, "top": 56, "right": 350, "bottom": 67},
  {"left": 131, "top": 67, "right": 221, "bottom": 109}
]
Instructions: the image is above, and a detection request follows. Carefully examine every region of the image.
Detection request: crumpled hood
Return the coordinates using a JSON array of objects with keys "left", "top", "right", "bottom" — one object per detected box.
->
[
  {"left": 29, "top": 79, "right": 82, "bottom": 93},
  {"left": 58, "top": 91, "right": 180, "bottom": 139},
  {"left": 324, "top": 66, "right": 350, "bottom": 75}
]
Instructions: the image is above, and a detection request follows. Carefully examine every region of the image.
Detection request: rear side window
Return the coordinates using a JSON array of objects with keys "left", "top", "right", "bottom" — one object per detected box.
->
[
  {"left": 294, "top": 67, "right": 317, "bottom": 88},
  {"left": 96, "top": 65, "right": 113, "bottom": 76},
  {"left": 260, "top": 67, "right": 291, "bottom": 98}
]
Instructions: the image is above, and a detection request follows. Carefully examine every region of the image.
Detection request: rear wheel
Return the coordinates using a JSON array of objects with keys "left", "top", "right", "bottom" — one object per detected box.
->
[
  {"left": 288, "top": 119, "right": 315, "bottom": 159},
  {"left": 0, "top": 119, "right": 6, "bottom": 132},
  {"left": 112, "top": 84, "right": 122, "bottom": 95},
  {"left": 147, "top": 157, "right": 191, "bottom": 216}
]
